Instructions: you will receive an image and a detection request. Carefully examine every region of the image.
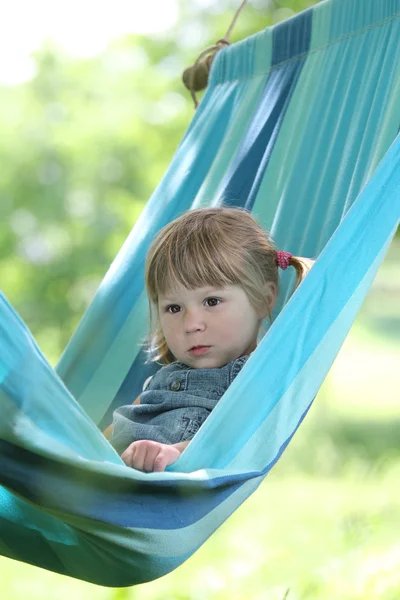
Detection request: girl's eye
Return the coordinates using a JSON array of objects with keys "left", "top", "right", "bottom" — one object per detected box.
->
[
  {"left": 205, "top": 297, "right": 221, "bottom": 307},
  {"left": 166, "top": 305, "right": 180, "bottom": 314}
]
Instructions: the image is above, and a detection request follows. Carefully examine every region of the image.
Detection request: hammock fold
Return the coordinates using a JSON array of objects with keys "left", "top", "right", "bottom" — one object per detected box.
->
[{"left": 0, "top": 0, "right": 399, "bottom": 586}]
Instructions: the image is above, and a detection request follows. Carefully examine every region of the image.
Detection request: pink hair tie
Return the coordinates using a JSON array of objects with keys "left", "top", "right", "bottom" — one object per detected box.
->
[{"left": 276, "top": 250, "right": 292, "bottom": 270}]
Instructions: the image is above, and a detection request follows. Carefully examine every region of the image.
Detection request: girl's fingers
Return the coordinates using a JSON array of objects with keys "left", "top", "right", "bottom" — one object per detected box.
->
[
  {"left": 122, "top": 442, "right": 141, "bottom": 469},
  {"left": 121, "top": 445, "right": 135, "bottom": 467},
  {"left": 133, "top": 444, "right": 149, "bottom": 472},
  {"left": 152, "top": 450, "right": 168, "bottom": 473},
  {"left": 122, "top": 441, "right": 181, "bottom": 472},
  {"left": 153, "top": 447, "right": 180, "bottom": 472},
  {"left": 129, "top": 440, "right": 162, "bottom": 472},
  {"left": 142, "top": 444, "right": 161, "bottom": 473}
]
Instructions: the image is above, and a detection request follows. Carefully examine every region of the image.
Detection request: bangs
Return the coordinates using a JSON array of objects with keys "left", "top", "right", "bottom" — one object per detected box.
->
[{"left": 147, "top": 224, "right": 244, "bottom": 302}]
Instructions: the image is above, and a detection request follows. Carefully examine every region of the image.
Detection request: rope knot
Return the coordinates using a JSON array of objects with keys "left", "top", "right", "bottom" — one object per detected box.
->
[{"left": 182, "top": 1, "right": 248, "bottom": 108}]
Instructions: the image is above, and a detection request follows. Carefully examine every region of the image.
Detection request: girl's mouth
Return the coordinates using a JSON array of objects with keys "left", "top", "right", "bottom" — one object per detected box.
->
[{"left": 189, "top": 346, "right": 211, "bottom": 356}]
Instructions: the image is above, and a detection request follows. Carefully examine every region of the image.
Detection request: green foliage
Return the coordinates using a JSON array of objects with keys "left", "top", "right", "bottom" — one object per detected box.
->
[
  {"left": 0, "top": 0, "right": 319, "bottom": 364},
  {"left": 0, "top": 38, "right": 190, "bottom": 359}
]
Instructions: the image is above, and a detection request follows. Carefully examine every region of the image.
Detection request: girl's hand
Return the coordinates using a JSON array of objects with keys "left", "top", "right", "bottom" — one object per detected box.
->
[{"left": 121, "top": 440, "right": 182, "bottom": 472}]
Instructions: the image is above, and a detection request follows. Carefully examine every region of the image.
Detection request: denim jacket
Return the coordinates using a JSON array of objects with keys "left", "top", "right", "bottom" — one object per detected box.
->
[{"left": 110, "top": 354, "right": 250, "bottom": 454}]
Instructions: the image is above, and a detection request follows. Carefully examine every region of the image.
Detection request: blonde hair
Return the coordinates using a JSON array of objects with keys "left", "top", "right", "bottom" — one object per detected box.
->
[{"left": 144, "top": 207, "right": 310, "bottom": 364}]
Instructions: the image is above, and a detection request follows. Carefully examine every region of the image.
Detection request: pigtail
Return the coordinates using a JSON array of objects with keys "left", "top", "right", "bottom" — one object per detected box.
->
[{"left": 289, "top": 255, "right": 314, "bottom": 295}]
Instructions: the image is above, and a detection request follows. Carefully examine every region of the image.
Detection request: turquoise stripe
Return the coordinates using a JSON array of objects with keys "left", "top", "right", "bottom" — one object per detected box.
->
[
  {"left": 328, "top": 0, "right": 400, "bottom": 39},
  {"left": 193, "top": 26, "right": 274, "bottom": 205},
  {"left": 193, "top": 79, "right": 269, "bottom": 209},
  {"left": 310, "top": 0, "right": 332, "bottom": 49},
  {"left": 77, "top": 290, "right": 150, "bottom": 424}
]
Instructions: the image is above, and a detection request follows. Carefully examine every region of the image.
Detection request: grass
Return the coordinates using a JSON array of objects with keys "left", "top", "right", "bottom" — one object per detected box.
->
[{"left": 1, "top": 240, "right": 399, "bottom": 599}]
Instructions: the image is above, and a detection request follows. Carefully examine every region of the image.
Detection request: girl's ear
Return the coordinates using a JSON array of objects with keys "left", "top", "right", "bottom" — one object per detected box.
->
[{"left": 259, "top": 281, "right": 277, "bottom": 319}]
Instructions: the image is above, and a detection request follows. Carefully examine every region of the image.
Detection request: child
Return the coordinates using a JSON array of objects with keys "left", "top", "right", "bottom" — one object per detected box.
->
[{"left": 104, "top": 207, "right": 313, "bottom": 472}]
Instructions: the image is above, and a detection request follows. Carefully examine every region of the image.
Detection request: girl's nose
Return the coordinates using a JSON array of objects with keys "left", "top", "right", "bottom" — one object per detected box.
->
[{"left": 184, "top": 310, "right": 206, "bottom": 333}]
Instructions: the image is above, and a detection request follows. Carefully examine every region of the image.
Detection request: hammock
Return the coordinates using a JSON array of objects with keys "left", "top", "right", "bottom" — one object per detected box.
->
[{"left": 1, "top": 0, "right": 399, "bottom": 587}]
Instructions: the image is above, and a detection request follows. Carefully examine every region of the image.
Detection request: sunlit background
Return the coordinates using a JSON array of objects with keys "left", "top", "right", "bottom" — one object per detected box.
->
[{"left": 1, "top": 0, "right": 399, "bottom": 598}]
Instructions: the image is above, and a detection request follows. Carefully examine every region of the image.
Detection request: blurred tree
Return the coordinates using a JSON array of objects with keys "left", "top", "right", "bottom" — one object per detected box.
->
[{"left": 0, "top": 1, "right": 318, "bottom": 363}]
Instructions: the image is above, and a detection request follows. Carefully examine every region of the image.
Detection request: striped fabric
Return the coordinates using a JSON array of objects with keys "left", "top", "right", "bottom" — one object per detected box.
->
[{"left": 1, "top": 0, "right": 399, "bottom": 586}]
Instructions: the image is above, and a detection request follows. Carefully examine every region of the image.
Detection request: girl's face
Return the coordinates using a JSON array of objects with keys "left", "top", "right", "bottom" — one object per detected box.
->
[{"left": 158, "top": 283, "right": 275, "bottom": 369}]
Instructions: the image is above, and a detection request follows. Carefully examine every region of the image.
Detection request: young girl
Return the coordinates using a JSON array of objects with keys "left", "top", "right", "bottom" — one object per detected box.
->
[{"left": 104, "top": 207, "right": 313, "bottom": 472}]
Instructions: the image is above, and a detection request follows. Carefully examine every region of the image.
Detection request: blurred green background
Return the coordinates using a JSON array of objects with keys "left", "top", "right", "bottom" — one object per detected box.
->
[{"left": 1, "top": 0, "right": 399, "bottom": 598}]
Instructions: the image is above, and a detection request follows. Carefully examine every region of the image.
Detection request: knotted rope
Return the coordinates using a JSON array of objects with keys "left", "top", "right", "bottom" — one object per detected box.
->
[{"left": 182, "top": 0, "right": 248, "bottom": 108}]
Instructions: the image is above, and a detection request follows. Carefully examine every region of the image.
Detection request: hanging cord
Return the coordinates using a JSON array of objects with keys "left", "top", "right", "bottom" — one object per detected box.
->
[{"left": 182, "top": 0, "right": 248, "bottom": 108}]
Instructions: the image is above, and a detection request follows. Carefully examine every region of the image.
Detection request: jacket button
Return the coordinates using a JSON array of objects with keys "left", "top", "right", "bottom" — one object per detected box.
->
[{"left": 170, "top": 380, "right": 181, "bottom": 391}]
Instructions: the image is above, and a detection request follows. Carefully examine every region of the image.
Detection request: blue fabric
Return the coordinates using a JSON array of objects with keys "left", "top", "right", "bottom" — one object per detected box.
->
[
  {"left": 217, "top": 0, "right": 312, "bottom": 208},
  {"left": 0, "top": 0, "right": 400, "bottom": 587}
]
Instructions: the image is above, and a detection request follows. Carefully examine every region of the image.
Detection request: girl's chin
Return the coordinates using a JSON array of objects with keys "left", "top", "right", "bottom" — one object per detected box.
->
[{"left": 188, "top": 357, "right": 230, "bottom": 369}]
